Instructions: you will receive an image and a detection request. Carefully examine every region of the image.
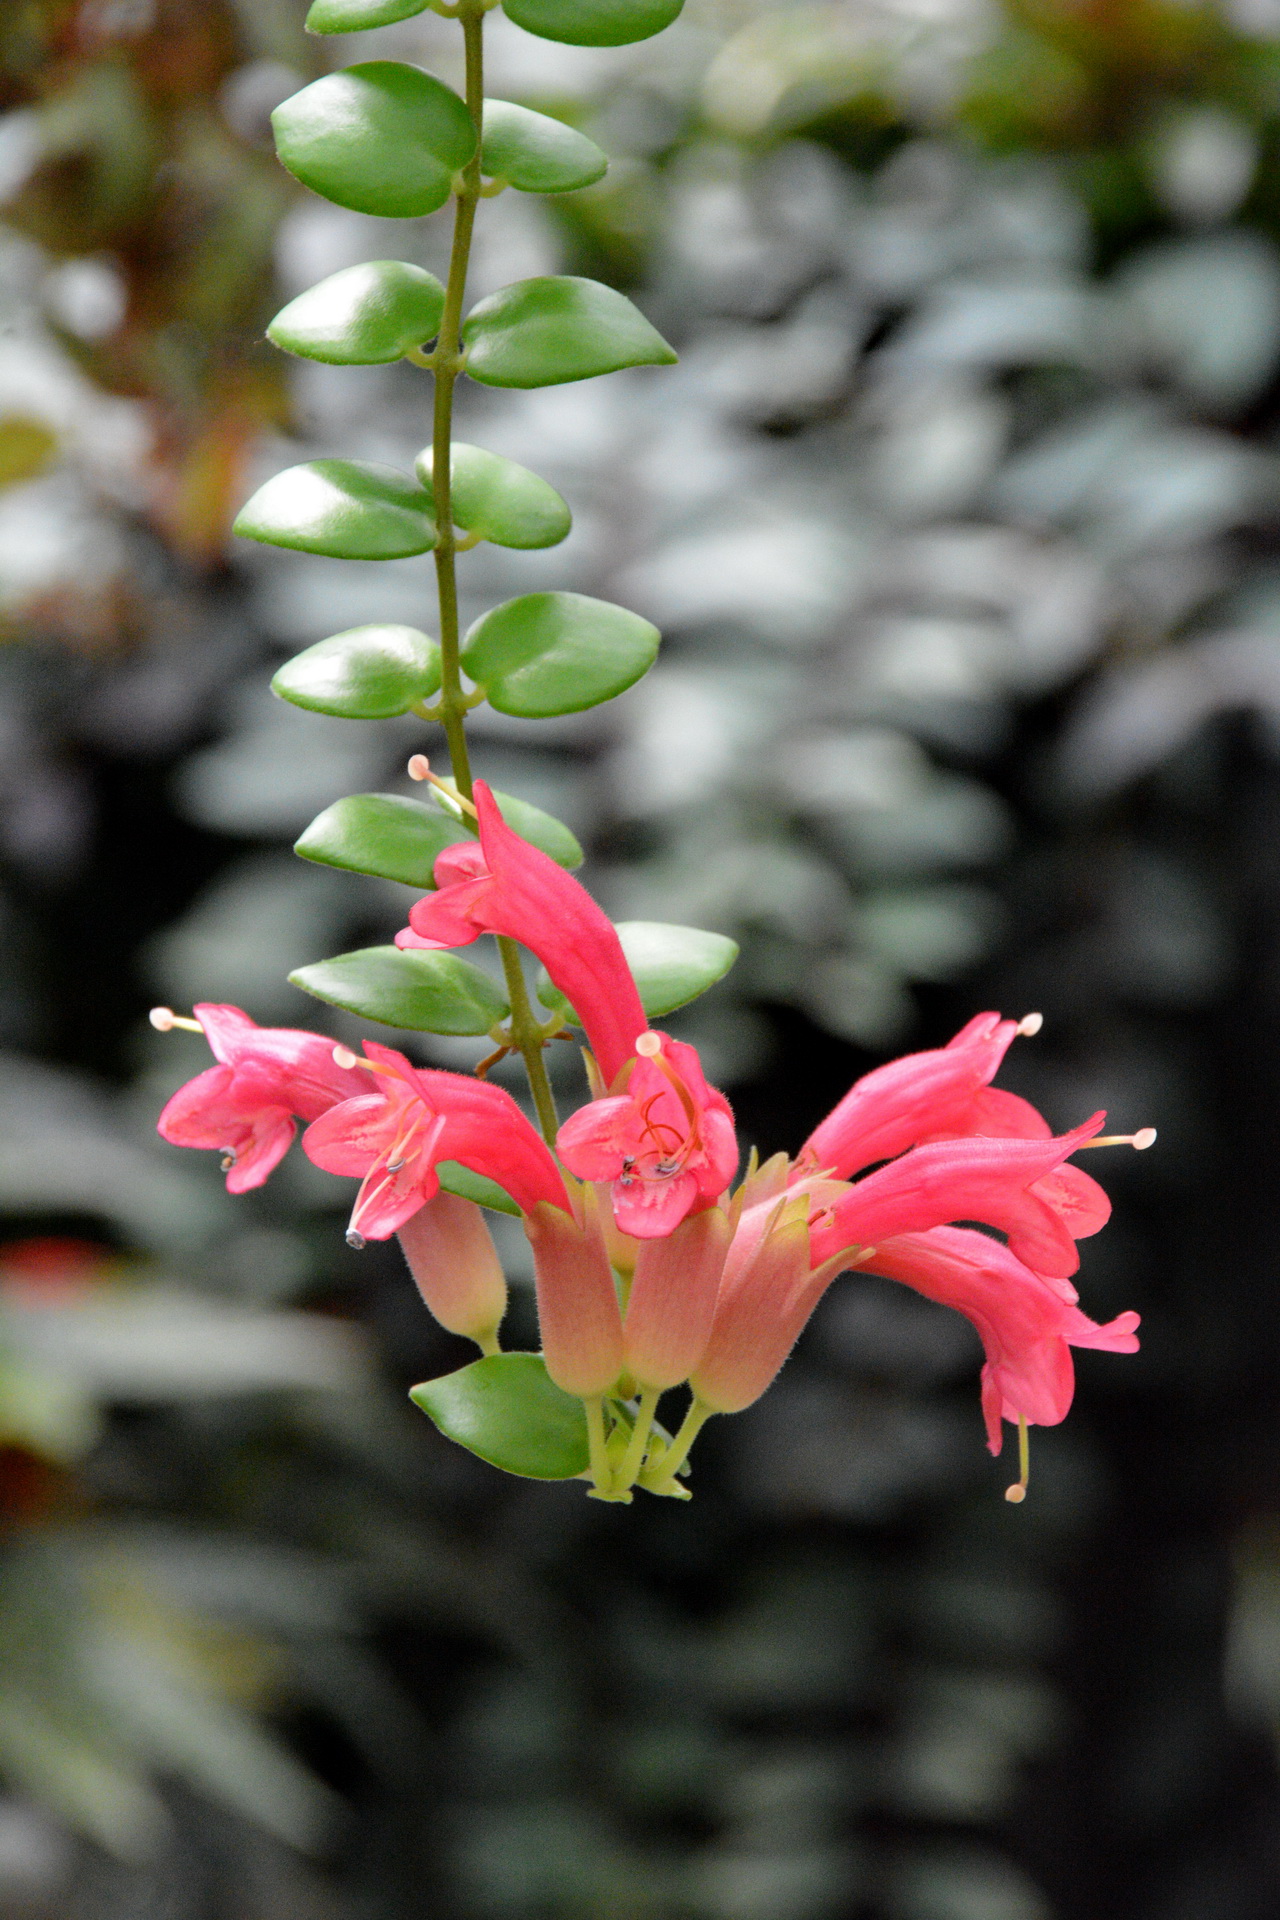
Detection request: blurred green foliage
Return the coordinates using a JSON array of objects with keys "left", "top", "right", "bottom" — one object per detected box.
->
[{"left": 2, "top": 0, "right": 1280, "bottom": 1915}]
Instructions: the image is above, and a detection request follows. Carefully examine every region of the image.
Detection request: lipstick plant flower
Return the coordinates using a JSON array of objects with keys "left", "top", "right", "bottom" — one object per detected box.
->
[{"left": 151, "top": 0, "right": 1149, "bottom": 1507}]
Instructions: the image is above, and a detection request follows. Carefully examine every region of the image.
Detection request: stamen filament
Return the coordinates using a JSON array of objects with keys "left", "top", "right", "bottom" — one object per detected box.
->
[
  {"left": 407, "top": 755, "right": 479, "bottom": 818},
  {"left": 1005, "top": 1415, "right": 1030, "bottom": 1503},
  {"left": 332, "top": 1045, "right": 397, "bottom": 1076},
  {"left": 150, "top": 1007, "right": 203, "bottom": 1034},
  {"left": 1077, "top": 1129, "right": 1157, "bottom": 1151}
]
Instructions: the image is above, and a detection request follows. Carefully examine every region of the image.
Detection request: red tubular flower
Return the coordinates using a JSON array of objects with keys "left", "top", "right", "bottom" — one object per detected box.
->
[
  {"left": 556, "top": 1031, "right": 739, "bottom": 1238},
  {"left": 859, "top": 1227, "right": 1140, "bottom": 1452},
  {"left": 807, "top": 1116, "right": 1111, "bottom": 1281},
  {"left": 524, "top": 1184, "right": 624, "bottom": 1397},
  {"left": 690, "top": 1191, "right": 843, "bottom": 1414},
  {"left": 156, "top": 1004, "right": 372, "bottom": 1193},
  {"left": 622, "top": 1204, "right": 731, "bottom": 1391},
  {"left": 396, "top": 781, "right": 647, "bottom": 1086},
  {"left": 397, "top": 1191, "right": 508, "bottom": 1351},
  {"left": 796, "top": 1010, "right": 1048, "bottom": 1179},
  {"left": 302, "top": 1041, "right": 568, "bottom": 1243}
]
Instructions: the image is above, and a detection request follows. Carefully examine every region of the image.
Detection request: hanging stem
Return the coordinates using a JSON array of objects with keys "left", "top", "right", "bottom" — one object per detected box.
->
[
  {"left": 614, "top": 1386, "right": 661, "bottom": 1495},
  {"left": 640, "top": 1397, "right": 713, "bottom": 1493},
  {"left": 426, "top": 0, "right": 559, "bottom": 1145},
  {"left": 430, "top": 0, "right": 484, "bottom": 800}
]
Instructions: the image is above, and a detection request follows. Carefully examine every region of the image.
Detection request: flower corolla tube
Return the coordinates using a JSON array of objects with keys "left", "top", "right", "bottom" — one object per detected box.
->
[{"left": 154, "top": 803, "right": 1148, "bottom": 1505}]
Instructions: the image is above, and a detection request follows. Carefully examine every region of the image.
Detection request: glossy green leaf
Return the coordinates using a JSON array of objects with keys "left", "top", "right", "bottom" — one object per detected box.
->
[
  {"left": 234, "top": 461, "right": 436, "bottom": 560},
  {"left": 307, "top": 0, "right": 431, "bottom": 31},
  {"left": 481, "top": 100, "right": 607, "bottom": 193},
  {"left": 430, "top": 779, "right": 584, "bottom": 868},
  {"left": 267, "top": 262, "right": 446, "bottom": 366},
  {"left": 462, "top": 591, "right": 659, "bottom": 717},
  {"left": 272, "top": 626, "right": 441, "bottom": 718},
  {"left": 462, "top": 276, "right": 677, "bottom": 388},
  {"left": 538, "top": 921, "right": 739, "bottom": 1021},
  {"left": 289, "top": 945, "right": 508, "bottom": 1034},
  {"left": 295, "top": 794, "right": 469, "bottom": 885},
  {"left": 271, "top": 63, "right": 476, "bottom": 219},
  {"left": 411, "top": 1353, "right": 589, "bottom": 1478},
  {"left": 416, "top": 442, "right": 571, "bottom": 549},
  {"left": 436, "top": 1161, "right": 521, "bottom": 1217},
  {"left": 502, "top": 0, "right": 683, "bottom": 46}
]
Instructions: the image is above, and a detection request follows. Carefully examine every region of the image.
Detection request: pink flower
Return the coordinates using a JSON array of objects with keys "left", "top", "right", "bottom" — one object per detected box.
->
[
  {"left": 302, "top": 1041, "right": 568, "bottom": 1243},
  {"left": 860, "top": 1227, "right": 1140, "bottom": 1453},
  {"left": 795, "top": 1010, "right": 1049, "bottom": 1179},
  {"left": 524, "top": 1184, "right": 624, "bottom": 1396},
  {"left": 807, "top": 1116, "right": 1112, "bottom": 1281},
  {"left": 556, "top": 1031, "right": 739, "bottom": 1238},
  {"left": 396, "top": 781, "right": 646, "bottom": 1086},
  {"left": 156, "top": 1004, "right": 373, "bottom": 1193}
]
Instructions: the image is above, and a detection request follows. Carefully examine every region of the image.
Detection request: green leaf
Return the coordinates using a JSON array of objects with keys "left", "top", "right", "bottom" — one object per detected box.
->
[
  {"left": 538, "top": 920, "right": 739, "bottom": 1021},
  {"left": 481, "top": 100, "right": 607, "bottom": 193},
  {"left": 416, "top": 441, "right": 571, "bottom": 549},
  {"left": 436, "top": 1161, "right": 521, "bottom": 1216},
  {"left": 273, "top": 626, "right": 441, "bottom": 718},
  {"left": 267, "top": 262, "right": 446, "bottom": 366},
  {"left": 234, "top": 460, "right": 436, "bottom": 560},
  {"left": 289, "top": 946, "right": 509, "bottom": 1034},
  {"left": 295, "top": 793, "right": 469, "bottom": 885},
  {"left": 502, "top": 0, "right": 683, "bottom": 46},
  {"left": 411, "top": 1353, "right": 589, "bottom": 1478},
  {"left": 462, "top": 276, "right": 677, "bottom": 388},
  {"left": 462, "top": 591, "right": 659, "bottom": 717},
  {"left": 271, "top": 63, "right": 476, "bottom": 219},
  {"left": 307, "top": 0, "right": 431, "bottom": 30},
  {"left": 430, "top": 779, "right": 585, "bottom": 869}
]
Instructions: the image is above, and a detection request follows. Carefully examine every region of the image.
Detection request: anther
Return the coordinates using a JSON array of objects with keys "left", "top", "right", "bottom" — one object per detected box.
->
[
  {"left": 635, "top": 1032, "right": 663, "bottom": 1058},
  {"left": 407, "top": 754, "right": 431, "bottom": 782},
  {"left": 333, "top": 1044, "right": 359, "bottom": 1070},
  {"left": 220, "top": 1148, "right": 237, "bottom": 1172},
  {"left": 1017, "top": 1012, "right": 1044, "bottom": 1037},
  {"left": 150, "top": 1006, "right": 203, "bottom": 1034},
  {"left": 345, "top": 1229, "right": 366, "bottom": 1251}
]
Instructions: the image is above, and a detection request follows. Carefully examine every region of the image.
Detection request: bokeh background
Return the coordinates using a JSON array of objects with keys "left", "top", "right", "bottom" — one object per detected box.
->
[{"left": 2, "top": 0, "right": 1280, "bottom": 1912}]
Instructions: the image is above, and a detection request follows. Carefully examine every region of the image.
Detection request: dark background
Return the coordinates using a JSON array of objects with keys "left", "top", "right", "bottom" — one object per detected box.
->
[{"left": 0, "top": 0, "right": 1278, "bottom": 1914}]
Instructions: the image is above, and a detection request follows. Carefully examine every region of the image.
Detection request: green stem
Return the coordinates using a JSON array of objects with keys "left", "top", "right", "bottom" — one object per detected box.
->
[
  {"left": 424, "top": 2, "right": 560, "bottom": 1147},
  {"left": 497, "top": 937, "right": 560, "bottom": 1144},
  {"left": 430, "top": 1, "right": 485, "bottom": 802},
  {"left": 614, "top": 1386, "right": 660, "bottom": 1495},
  {"left": 583, "top": 1395, "right": 613, "bottom": 1498},
  {"left": 640, "top": 1396, "right": 713, "bottom": 1493}
]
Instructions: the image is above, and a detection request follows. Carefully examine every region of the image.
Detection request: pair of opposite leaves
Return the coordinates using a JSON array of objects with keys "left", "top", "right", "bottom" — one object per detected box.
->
[{"left": 305, "top": 0, "right": 682, "bottom": 50}]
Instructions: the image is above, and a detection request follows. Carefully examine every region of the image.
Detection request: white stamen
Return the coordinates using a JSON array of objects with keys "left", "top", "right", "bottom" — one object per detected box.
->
[
  {"left": 635, "top": 1031, "right": 662, "bottom": 1058},
  {"left": 408, "top": 754, "right": 431, "bottom": 782},
  {"left": 333, "top": 1044, "right": 359, "bottom": 1070},
  {"left": 1078, "top": 1128, "right": 1158, "bottom": 1152},
  {"left": 150, "top": 1007, "right": 203, "bottom": 1034},
  {"left": 1017, "top": 1012, "right": 1044, "bottom": 1037}
]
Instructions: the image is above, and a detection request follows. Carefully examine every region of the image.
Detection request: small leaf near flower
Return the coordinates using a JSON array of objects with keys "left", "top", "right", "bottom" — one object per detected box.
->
[{"left": 411, "top": 1353, "right": 590, "bottom": 1478}]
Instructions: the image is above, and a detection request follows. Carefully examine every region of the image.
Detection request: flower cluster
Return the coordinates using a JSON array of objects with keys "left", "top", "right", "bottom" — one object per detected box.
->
[{"left": 156, "top": 785, "right": 1144, "bottom": 1503}]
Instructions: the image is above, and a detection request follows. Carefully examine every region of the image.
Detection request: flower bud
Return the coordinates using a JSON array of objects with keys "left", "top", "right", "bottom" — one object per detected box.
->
[
  {"left": 397, "top": 1191, "right": 507, "bottom": 1350},
  {"left": 623, "top": 1203, "right": 730, "bottom": 1391},
  {"left": 524, "top": 1189, "right": 624, "bottom": 1397}
]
